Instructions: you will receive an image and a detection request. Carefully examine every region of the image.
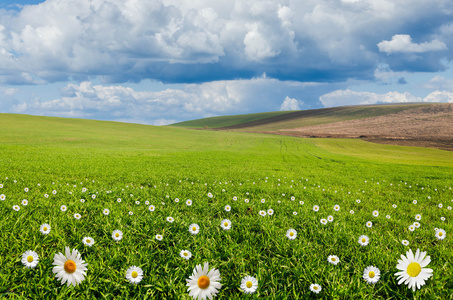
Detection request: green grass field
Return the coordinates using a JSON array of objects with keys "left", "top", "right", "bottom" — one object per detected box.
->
[{"left": 1, "top": 113, "right": 452, "bottom": 299}]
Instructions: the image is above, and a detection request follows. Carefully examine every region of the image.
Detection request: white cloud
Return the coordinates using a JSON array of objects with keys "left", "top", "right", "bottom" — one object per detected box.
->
[
  {"left": 423, "top": 90, "right": 453, "bottom": 103},
  {"left": 378, "top": 34, "right": 447, "bottom": 54},
  {"left": 280, "top": 96, "right": 302, "bottom": 111},
  {"left": 319, "top": 89, "right": 421, "bottom": 107},
  {"left": 423, "top": 76, "right": 453, "bottom": 91}
]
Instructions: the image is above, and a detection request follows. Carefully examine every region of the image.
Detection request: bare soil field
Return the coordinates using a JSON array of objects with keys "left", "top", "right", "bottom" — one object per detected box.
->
[{"left": 267, "top": 103, "right": 453, "bottom": 151}]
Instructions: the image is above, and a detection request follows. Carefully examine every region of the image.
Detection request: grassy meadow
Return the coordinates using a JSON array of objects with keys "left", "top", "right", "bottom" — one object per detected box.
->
[{"left": 1, "top": 113, "right": 452, "bottom": 299}]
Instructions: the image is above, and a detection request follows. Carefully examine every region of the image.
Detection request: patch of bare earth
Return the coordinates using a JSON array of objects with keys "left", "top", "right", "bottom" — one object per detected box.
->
[{"left": 266, "top": 104, "right": 453, "bottom": 151}]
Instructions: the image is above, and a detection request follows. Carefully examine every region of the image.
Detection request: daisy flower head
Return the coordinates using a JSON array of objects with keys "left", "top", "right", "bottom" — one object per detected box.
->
[
  {"left": 258, "top": 210, "right": 266, "bottom": 217},
  {"left": 267, "top": 208, "right": 274, "bottom": 215},
  {"left": 292, "top": 211, "right": 297, "bottom": 216},
  {"left": 0, "top": 194, "right": 5, "bottom": 201},
  {"left": 320, "top": 218, "right": 328, "bottom": 225},
  {"left": 220, "top": 219, "right": 232, "bottom": 230},
  {"left": 167, "top": 216, "right": 174, "bottom": 223},
  {"left": 82, "top": 237, "right": 95, "bottom": 247},
  {"left": 328, "top": 255, "right": 340, "bottom": 265},
  {"left": 155, "top": 234, "right": 163, "bottom": 241},
  {"left": 313, "top": 205, "right": 319, "bottom": 212},
  {"left": 408, "top": 225, "right": 415, "bottom": 232},
  {"left": 290, "top": 196, "right": 295, "bottom": 201},
  {"left": 363, "top": 266, "right": 380, "bottom": 284},
  {"left": 74, "top": 213, "right": 81, "bottom": 220},
  {"left": 358, "top": 235, "right": 369, "bottom": 246},
  {"left": 310, "top": 283, "right": 322, "bottom": 294},
  {"left": 135, "top": 201, "right": 140, "bottom": 205},
  {"left": 372, "top": 210, "right": 379, "bottom": 217},
  {"left": 52, "top": 190, "right": 57, "bottom": 195},
  {"left": 224, "top": 205, "right": 231, "bottom": 212},
  {"left": 117, "top": 198, "right": 122, "bottom": 203},
  {"left": 128, "top": 211, "right": 133, "bottom": 216},
  {"left": 261, "top": 198, "right": 265, "bottom": 203},
  {"left": 435, "top": 228, "right": 446, "bottom": 240},
  {"left": 80, "top": 199, "right": 85, "bottom": 203},
  {"left": 448, "top": 206, "right": 452, "bottom": 210},
  {"left": 24, "top": 187, "right": 29, "bottom": 192},
  {"left": 148, "top": 205, "right": 155, "bottom": 212},
  {"left": 366, "top": 221, "right": 373, "bottom": 228},
  {"left": 126, "top": 266, "right": 143, "bottom": 284},
  {"left": 233, "top": 196, "right": 237, "bottom": 201},
  {"left": 393, "top": 204, "right": 397, "bottom": 208},
  {"left": 438, "top": 203, "right": 443, "bottom": 208},
  {"left": 286, "top": 228, "right": 297, "bottom": 240},
  {"left": 52, "top": 247, "right": 88, "bottom": 287},
  {"left": 415, "top": 214, "right": 421, "bottom": 221},
  {"left": 60, "top": 205, "right": 67, "bottom": 212},
  {"left": 189, "top": 224, "right": 200, "bottom": 235},
  {"left": 413, "top": 199, "right": 417, "bottom": 205},
  {"left": 402, "top": 240, "right": 410, "bottom": 246},
  {"left": 186, "top": 199, "right": 192, "bottom": 206},
  {"left": 22, "top": 250, "right": 39, "bottom": 268},
  {"left": 327, "top": 215, "right": 334, "bottom": 222},
  {"left": 91, "top": 194, "right": 96, "bottom": 199},
  {"left": 207, "top": 192, "right": 213, "bottom": 198},
  {"left": 300, "top": 201, "right": 304, "bottom": 205},
  {"left": 103, "top": 208, "right": 110, "bottom": 216},
  {"left": 44, "top": 194, "right": 49, "bottom": 198},
  {"left": 186, "top": 262, "right": 222, "bottom": 300},
  {"left": 244, "top": 199, "right": 249, "bottom": 203},
  {"left": 13, "top": 205, "right": 20, "bottom": 211},
  {"left": 350, "top": 210, "right": 354, "bottom": 214},
  {"left": 333, "top": 204, "right": 340, "bottom": 211},
  {"left": 413, "top": 222, "right": 420, "bottom": 228},
  {"left": 180, "top": 250, "right": 192, "bottom": 260},
  {"left": 395, "top": 248, "right": 433, "bottom": 291},
  {"left": 40, "top": 223, "right": 51, "bottom": 235},
  {"left": 386, "top": 215, "right": 391, "bottom": 219},
  {"left": 82, "top": 187, "right": 87, "bottom": 193},
  {"left": 241, "top": 275, "right": 258, "bottom": 294},
  {"left": 356, "top": 199, "right": 361, "bottom": 204},
  {"left": 112, "top": 230, "right": 123, "bottom": 241},
  {"left": 441, "top": 217, "right": 445, "bottom": 221},
  {"left": 21, "top": 199, "right": 28, "bottom": 206}
]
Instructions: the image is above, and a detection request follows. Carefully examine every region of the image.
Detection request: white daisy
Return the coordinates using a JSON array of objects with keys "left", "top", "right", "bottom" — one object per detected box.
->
[
  {"left": 186, "top": 262, "right": 222, "bottom": 300},
  {"left": 52, "top": 190, "right": 57, "bottom": 195},
  {"left": 286, "top": 229, "right": 297, "bottom": 240},
  {"left": 299, "top": 201, "right": 304, "bottom": 205},
  {"left": 60, "top": 205, "right": 67, "bottom": 212},
  {"left": 117, "top": 198, "right": 122, "bottom": 203},
  {"left": 24, "top": 187, "right": 29, "bottom": 192},
  {"left": 313, "top": 205, "right": 319, "bottom": 212},
  {"left": 392, "top": 204, "right": 397, "bottom": 208},
  {"left": 244, "top": 199, "right": 249, "bottom": 203},
  {"left": 135, "top": 201, "right": 140, "bottom": 205},
  {"left": 408, "top": 225, "right": 415, "bottom": 232},
  {"left": 207, "top": 192, "right": 213, "bottom": 198},
  {"left": 52, "top": 247, "right": 88, "bottom": 287},
  {"left": 402, "top": 240, "right": 410, "bottom": 246},
  {"left": 356, "top": 199, "right": 361, "bottom": 204},
  {"left": 240, "top": 275, "right": 258, "bottom": 294},
  {"left": 186, "top": 199, "right": 192, "bottom": 206},
  {"left": 261, "top": 198, "right": 265, "bottom": 203},
  {"left": 386, "top": 215, "right": 391, "bottom": 219},
  {"left": 350, "top": 210, "right": 354, "bottom": 214},
  {"left": 394, "top": 248, "right": 433, "bottom": 291},
  {"left": 82, "top": 237, "right": 95, "bottom": 247},
  {"left": 327, "top": 215, "right": 334, "bottom": 222},
  {"left": 372, "top": 210, "right": 379, "bottom": 217},
  {"left": 415, "top": 214, "right": 421, "bottom": 221},
  {"left": 438, "top": 203, "right": 443, "bottom": 208},
  {"left": 366, "top": 221, "right": 373, "bottom": 228},
  {"left": 363, "top": 266, "right": 380, "bottom": 284},
  {"left": 22, "top": 250, "right": 39, "bottom": 268},
  {"left": 413, "top": 200, "right": 417, "bottom": 204},
  {"left": 145, "top": 200, "right": 150, "bottom": 205},
  {"left": 327, "top": 255, "right": 340, "bottom": 265},
  {"left": 310, "top": 283, "right": 322, "bottom": 294},
  {"left": 233, "top": 196, "right": 237, "bottom": 201},
  {"left": 189, "top": 224, "right": 200, "bottom": 235},
  {"left": 290, "top": 196, "right": 295, "bottom": 201},
  {"left": 155, "top": 234, "right": 163, "bottom": 241},
  {"left": 74, "top": 213, "right": 81, "bottom": 220},
  {"left": 128, "top": 211, "right": 133, "bottom": 215},
  {"left": 413, "top": 222, "right": 420, "bottom": 228},
  {"left": 91, "top": 194, "right": 96, "bottom": 199},
  {"left": 103, "top": 208, "right": 110, "bottom": 216},
  {"left": 148, "top": 205, "right": 155, "bottom": 212},
  {"left": 333, "top": 204, "right": 340, "bottom": 211},
  {"left": 13, "top": 205, "right": 20, "bottom": 211},
  {"left": 440, "top": 217, "right": 445, "bottom": 221},
  {"left": 82, "top": 187, "right": 87, "bottom": 193},
  {"left": 0, "top": 194, "right": 5, "bottom": 201},
  {"left": 448, "top": 206, "right": 452, "bottom": 210},
  {"left": 126, "top": 266, "right": 143, "bottom": 284},
  {"left": 292, "top": 211, "right": 297, "bottom": 216},
  {"left": 267, "top": 208, "right": 274, "bottom": 216},
  {"left": 180, "top": 250, "right": 192, "bottom": 260},
  {"left": 21, "top": 199, "right": 28, "bottom": 206},
  {"left": 44, "top": 194, "right": 49, "bottom": 198},
  {"left": 167, "top": 216, "right": 174, "bottom": 223},
  {"left": 80, "top": 199, "right": 85, "bottom": 203},
  {"left": 220, "top": 219, "right": 232, "bottom": 230},
  {"left": 112, "top": 230, "right": 123, "bottom": 241},
  {"left": 40, "top": 223, "right": 51, "bottom": 235},
  {"left": 435, "top": 229, "right": 446, "bottom": 240},
  {"left": 224, "top": 205, "right": 231, "bottom": 212},
  {"left": 358, "top": 235, "right": 369, "bottom": 246}
]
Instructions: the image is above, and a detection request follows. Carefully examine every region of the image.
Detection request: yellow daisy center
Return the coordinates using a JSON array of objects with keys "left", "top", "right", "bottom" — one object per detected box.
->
[
  {"left": 361, "top": 238, "right": 366, "bottom": 243},
  {"left": 439, "top": 232, "right": 443, "bottom": 236},
  {"left": 368, "top": 271, "right": 375, "bottom": 278},
  {"left": 131, "top": 271, "right": 138, "bottom": 278},
  {"left": 313, "top": 285, "right": 318, "bottom": 290},
  {"left": 289, "top": 232, "right": 294, "bottom": 236},
  {"left": 183, "top": 252, "right": 188, "bottom": 256},
  {"left": 407, "top": 262, "right": 421, "bottom": 277},
  {"left": 115, "top": 233, "right": 120, "bottom": 237},
  {"left": 192, "top": 227, "right": 197, "bottom": 231},
  {"left": 331, "top": 258, "right": 336, "bottom": 261},
  {"left": 246, "top": 281, "right": 253, "bottom": 288},
  {"left": 27, "top": 255, "right": 34, "bottom": 262},
  {"left": 64, "top": 260, "right": 77, "bottom": 274},
  {"left": 197, "top": 275, "right": 210, "bottom": 289},
  {"left": 43, "top": 227, "right": 48, "bottom": 231},
  {"left": 86, "top": 239, "right": 91, "bottom": 243},
  {"left": 224, "top": 222, "right": 228, "bottom": 227}
]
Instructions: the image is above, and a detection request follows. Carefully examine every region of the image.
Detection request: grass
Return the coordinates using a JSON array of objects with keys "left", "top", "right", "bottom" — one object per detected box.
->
[{"left": 1, "top": 113, "right": 452, "bottom": 299}]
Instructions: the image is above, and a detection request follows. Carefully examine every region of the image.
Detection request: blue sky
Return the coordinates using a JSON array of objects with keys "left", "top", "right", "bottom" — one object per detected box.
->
[{"left": 1, "top": 0, "right": 453, "bottom": 125}]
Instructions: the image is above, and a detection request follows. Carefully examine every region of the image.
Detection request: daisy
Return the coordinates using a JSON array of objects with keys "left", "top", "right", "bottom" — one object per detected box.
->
[
  {"left": 292, "top": 211, "right": 297, "bottom": 216},
  {"left": 267, "top": 208, "right": 274, "bottom": 216},
  {"left": 186, "top": 199, "right": 192, "bottom": 206},
  {"left": 313, "top": 205, "right": 319, "bottom": 212},
  {"left": 52, "top": 190, "right": 57, "bottom": 195},
  {"left": 128, "top": 211, "right": 133, "bottom": 216},
  {"left": 40, "top": 223, "right": 51, "bottom": 235},
  {"left": 438, "top": 203, "right": 443, "bottom": 208},
  {"left": 261, "top": 199, "right": 265, "bottom": 203},
  {"left": 257, "top": 210, "right": 266, "bottom": 217},
  {"left": 408, "top": 225, "right": 415, "bottom": 232},
  {"left": 103, "top": 208, "right": 110, "bottom": 216},
  {"left": 350, "top": 210, "right": 354, "bottom": 214},
  {"left": 82, "top": 187, "right": 87, "bottom": 193},
  {"left": 233, "top": 196, "right": 237, "bottom": 201},
  {"left": 91, "top": 194, "right": 96, "bottom": 199},
  {"left": 117, "top": 198, "right": 122, "bottom": 203},
  {"left": 126, "top": 266, "right": 143, "bottom": 284},
  {"left": 52, "top": 247, "right": 88, "bottom": 287},
  {"left": 155, "top": 234, "right": 163, "bottom": 241},
  {"left": 135, "top": 201, "right": 140, "bottom": 205},
  {"left": 180, "top": 250, "right": 192, "bottom": 260},
  {"left": 220, "top": 219, "right": 232, "bottom": 230},
  {"left": 327, "top": 255, "right": 340, "bottom": 265},
  {"left": 395, "top": 248, "right": 433, "bottom": 291},
  {"left": 402, "top": 240, "right": 410, "bottom": 246},
  {"left": 366, "top": 221, "right": 373, "bottom": 228},
  {"left": 440, "top": 217, "right": 445, "bottom": 221},
  {"left": 145, "top": 200, "right": 150, "bottom": 205},
  {"left": 207, "top": 192, "right": 213, "bottom": 198},
  {"left": 0, "top": 194, "right": 5, "bottom": 201},
  {"left": 60, "top": 205, "right": 67, "bottom": 212},
  {"left": 167, "top": 216, "right": 174, "bottom": 223},
  {"left": 21, "top": 199, "right": 28, "bottom": 206},
  {"left": 413, "top": 222, "right": 420, "bottom": 228},
  {"left": 327, "top": 215, "right": 334, "bottom": 222},
  {"left": 244, "top": 199, "right": 249, "bottom": 203},
  {"left": 356, "top": 199, "right": 361, "bottom": 204},
  {"left": 82, "top": 237, "right": 95, "bottom": 247},
  {"left": 24, "top": 187, "right": 29, "bottom": 192},
  {"left": 189, "top": 224, "right": 200, "bottom": 235},
  {"left": 392, "top": 204, "right": 397, "bottom": 208},
  {"left": 415, "top": 214, "right": 421, "bottom": 221},
  {"left": 286, "top": 229, "right": 297, "bottom": 240},
  {"left": 80, "top": 199, "right": 85, "bottom": 203},
  {"left": 448, "top": 206, "right": 452, "bottom": 210},
  {"left": 112, "top": 230, "right": 123, "bottom": 241},
  {"left": 435, "top": 229, "right": 446, "bottom": 240},
  {"left": 413, "top": 200, "right": 417, "bottom": 204},
  {"left": 320, "top": 218, "right": 328, "bottom": 225},
  {"left": 290, "top": 196, "right": 295, "bottom": 201},
  {"left": 224, "top": 205, "right": 231, "bottom": 212},
  {"left": 240, "top": 275, "right": 258, "bottom": 294},
  {"left": 299, "top": 201, "right": 304, "bottom": 205},
  {"left": 22, "top": 250, "right": 39, "bottom": 268},
  {"left": 358, "top": 235, "right": 369, "bottom": 246},
  {"left": 333, "top": 204, "right": 340, "bottom": 211},
  {"left": 363, "top": 266, "right": 380, "bottom": 284},
  {"left": 310, "top": 283, "right": 322, "bottom": 294},
  {"left": 186, "top": 262, "right": 222, "bottom": 300},
  {"left": 44, "top": 194, "right": 49, "bottom": 198},
  {"left": 74, "top": 213, "right": 81, "bottom": 220},
  {"left": 148, "top": 205, "right": 155, "bottom": 212},
  {"left": 372, "top": 210, "right": 379, "bottom": 217},
  {"left": 13, "top": 205, "right": 20, "bottom": 211}
]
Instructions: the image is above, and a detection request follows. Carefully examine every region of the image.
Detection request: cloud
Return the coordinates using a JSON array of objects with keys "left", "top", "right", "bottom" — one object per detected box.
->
[
  {"left": 280, "top": 96, "right": 302, "bottom": 111},
  {"left": 423, "top": 90, "right": 453, "bottom": 103},
  {"left": 423, "top": 76, "right": 453, "bottom": 91},
  {"left": 378, "top": 34, "right": 447, "bottom": 54},
  {"left": 319, "top": 89, "right": 421, "bottom": 107}
]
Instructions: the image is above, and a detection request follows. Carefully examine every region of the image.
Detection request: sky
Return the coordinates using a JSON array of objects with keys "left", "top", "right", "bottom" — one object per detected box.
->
[{"left": 0, "top": 0, "right": 453, "bottom": 125}]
